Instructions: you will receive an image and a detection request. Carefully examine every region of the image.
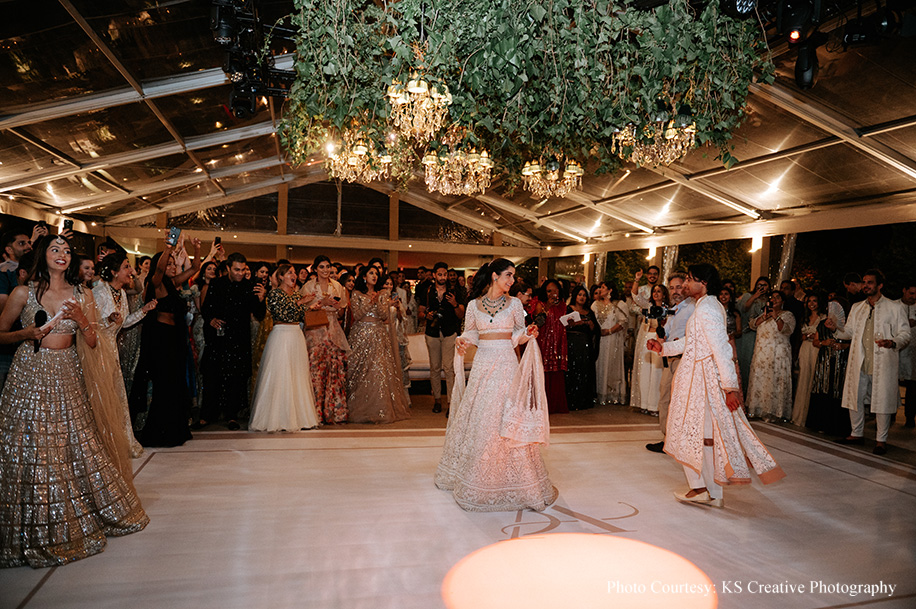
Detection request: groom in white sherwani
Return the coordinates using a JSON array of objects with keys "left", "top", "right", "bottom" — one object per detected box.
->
[
  {"left": 833, "top": 269, "right": 910, "bottom": 455},
  {"left": 648, "top": 263, "right": 785, "bottom": 508}
]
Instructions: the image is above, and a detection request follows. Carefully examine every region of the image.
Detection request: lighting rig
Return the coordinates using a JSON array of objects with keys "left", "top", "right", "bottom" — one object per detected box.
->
[{"left": 210, "top": 0, "right": 296, "bottom": 118}]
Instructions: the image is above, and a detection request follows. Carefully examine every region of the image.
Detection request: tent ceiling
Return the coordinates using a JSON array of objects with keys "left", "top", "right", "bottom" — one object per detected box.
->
[{"left": 1, "top": 0, "right": 915, "bottom": 252}]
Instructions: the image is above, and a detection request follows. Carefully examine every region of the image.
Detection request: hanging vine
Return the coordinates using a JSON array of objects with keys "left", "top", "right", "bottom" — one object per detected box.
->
[{"left": 277, "top": 0, "right": 773, "bottom": 189}]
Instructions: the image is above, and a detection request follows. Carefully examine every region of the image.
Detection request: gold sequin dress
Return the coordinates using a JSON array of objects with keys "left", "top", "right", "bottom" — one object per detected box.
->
[
  {"left": 0, "top": 284, "right": 149, "bottom": 569},
  {"left": 346, "top": 291, "right": 411, "bottom": 423}
]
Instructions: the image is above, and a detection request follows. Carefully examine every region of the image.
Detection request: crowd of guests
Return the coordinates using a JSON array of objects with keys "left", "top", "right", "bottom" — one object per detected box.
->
[
  {"left": 0, "top": 218, "right": 906, "bottom": 565},
  {"left": 3, "top": 224, "right": 912, "bottom": 454}
]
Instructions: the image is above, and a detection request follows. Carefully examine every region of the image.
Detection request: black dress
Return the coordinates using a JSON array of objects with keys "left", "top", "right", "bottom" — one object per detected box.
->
[
  {"left": 130, "top": 278, "right": 193, "bottom": 447},
  {"left": 806, "top": 320, "right": 852, "bottom": 437},
  {"left": 564, "top": 306, "right": 599, "bottom": 410}
]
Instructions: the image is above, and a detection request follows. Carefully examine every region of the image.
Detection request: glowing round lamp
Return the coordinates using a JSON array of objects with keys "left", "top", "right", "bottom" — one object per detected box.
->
[{"left": 442, "top": 533, "right": 717, "bottom": 609}]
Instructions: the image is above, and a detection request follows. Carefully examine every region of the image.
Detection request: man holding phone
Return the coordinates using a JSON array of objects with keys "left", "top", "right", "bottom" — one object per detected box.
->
[
  {"left": 420, "top": 262, "right": 465, "bottom": 414},
  {"left": 199, "top": 252, "right": 266, "bottom": 430}
]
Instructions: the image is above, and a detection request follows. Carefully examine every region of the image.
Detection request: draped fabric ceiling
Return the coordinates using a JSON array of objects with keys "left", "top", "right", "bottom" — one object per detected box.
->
[{"left": 1, "top": 0, "right": 915, "bottom": 263}]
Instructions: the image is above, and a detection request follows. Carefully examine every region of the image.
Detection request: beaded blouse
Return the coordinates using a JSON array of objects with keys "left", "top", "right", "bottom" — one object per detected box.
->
[
  {"left": 267, "top": 288, "right": 304, "bottom": 324},
  {"left": 460, "top": 296, "right": 529, "bottom": 346},
  {"left": 22, "top": 282, "right": 80, "bottom": 335}
]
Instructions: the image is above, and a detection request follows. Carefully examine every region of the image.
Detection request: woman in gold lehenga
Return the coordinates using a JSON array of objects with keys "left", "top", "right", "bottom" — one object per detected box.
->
[
  {"left": 346, "top": 266, "right": 411, "bottom": 424},
  {"left": 0, "top": 234, "right": 148, "bottom": 569}
]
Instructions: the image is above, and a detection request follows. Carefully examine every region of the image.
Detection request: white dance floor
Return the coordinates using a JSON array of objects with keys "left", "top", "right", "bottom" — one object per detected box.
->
[{"left": 3, "top": 422, "right": 915, "bottom": 609}]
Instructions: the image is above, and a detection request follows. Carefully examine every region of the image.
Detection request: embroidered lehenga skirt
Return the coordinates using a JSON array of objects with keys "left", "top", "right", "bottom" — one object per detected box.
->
[{"left": 0, "top": 345, "right": 148, "bottom": 568}]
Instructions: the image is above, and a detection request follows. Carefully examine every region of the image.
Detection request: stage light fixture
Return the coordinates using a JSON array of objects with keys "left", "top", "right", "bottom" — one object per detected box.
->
[
  {"left": 230, "top": 85, "right": 258, "bottom": 118},
  {"left": 777, "top": 0, "right": 821, "bottom": 44},
  {"left": 794, "top": 31, "right": 828, "bottom": 90},
  {"left": 720, "top": 0, "right": 758, "bottom": 20},
  {"left": 843, "top": 2, "right": 899, "bottom": 49},
  {"left": 210, "top": 4, "right": 236, "bottom": 45}
]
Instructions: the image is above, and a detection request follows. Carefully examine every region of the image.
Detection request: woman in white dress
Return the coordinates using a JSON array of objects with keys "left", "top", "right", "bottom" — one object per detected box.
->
[
  {"left": 746, "top": 291, "right": 796, "bottom": 420},
  {"left": 791, "top": 292, "right": 826, "bottom": 426},
  {"left": 249, "top": 264, "right": 319, "bottom": 432},
  {"left": 630, "top": 284, "right": 669, "bottom": 414},
  {"left": 436, "top": 258, "right": 557, "bottom": 512},
  {"left": 592, "top": 282, "right": 628, "bottom": 404},
  {"left": 92, "top": 252, "right": 157, "bottom": 458}
]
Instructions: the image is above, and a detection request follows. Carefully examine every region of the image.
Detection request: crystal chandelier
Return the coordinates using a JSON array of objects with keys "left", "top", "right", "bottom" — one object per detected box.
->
[
  {"left": 386, "top": 45, "right": 452, "bottom": 144},
  {"left": 422, "top": 148, "right": 494, "bottom": 196},
  {"left": 614, "top": 117, "right": 697, "bottom": 167},
  {"left": 521, "top": 156, "right": 584, "bottom": 199},
  {"left": 387, "top": 77, "right": 452, "bottom": 144},
  {"left": 325, "top": 129, "right": 392, "bottom": 184}
]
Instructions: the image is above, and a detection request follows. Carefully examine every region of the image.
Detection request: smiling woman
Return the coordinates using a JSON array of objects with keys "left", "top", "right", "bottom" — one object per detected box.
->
[{"left": 0, "top": 234, "right": 149, "bottom": 568}]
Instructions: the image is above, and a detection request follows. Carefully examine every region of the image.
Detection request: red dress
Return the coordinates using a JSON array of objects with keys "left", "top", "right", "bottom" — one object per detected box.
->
[{"left": 536, "top": 301, "right": 569, "bottom": 414}]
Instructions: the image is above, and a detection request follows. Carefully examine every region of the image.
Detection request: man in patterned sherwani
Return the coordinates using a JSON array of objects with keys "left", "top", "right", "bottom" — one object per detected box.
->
[{"left": 648, "top": 263, "right": 785, "bottom": 508}]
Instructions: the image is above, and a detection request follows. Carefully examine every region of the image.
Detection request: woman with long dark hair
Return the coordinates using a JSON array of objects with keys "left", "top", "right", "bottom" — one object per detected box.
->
[
  {"left": 593, "top": 282, "right": 628, "bottom": 404},
  {"left": 93, "top": 251, "right": 158, "bottom": 458},
  {"left": 301, "top": 255, "right": 349, "bottom": 423},
  {"left": 0, "top": 234, "right": 148, "bottom": 567},
  {"left": 630, "top": 283, "right": 670, "bottom": 415},
  {"left": 249, "top": 264, "right": 319, "bottom": 431},
  {"left": 130, "top": 239, "right": 202, "bottom": 446},
  {"left": 436, "top": 258, "right": 557, "bottom": 512},
  {"left": 565, "top": 284, "right": 599, "bottom": 410},
  {"left": 791, "top": 292, "right": 827, "bottom": 426},
  {"left": 346, "top": 266, "right": 411, "bottom": 423},
  {"left": 533, "top": 279, "right": 569, "bottom": 414}
]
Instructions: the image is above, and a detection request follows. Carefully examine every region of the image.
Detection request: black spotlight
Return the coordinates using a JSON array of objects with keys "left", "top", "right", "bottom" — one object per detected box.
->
[
  {"left": 778, "top": 0, "right": 821, "bottom": 44},
  {"left": 794, "top": 31, "right": 827, "bottom": 89},
  {"left": 225, "top": 50, "right": 249, "bottom": 83},
  {"left": 720, "top": 0, "right": 758, "bottom": 20},
  {"left": 843, "top": 2, "right": 899, "bottom": 49},
  {"left": 230, "top": 85, "right": 257, "bottom": 118},
  {"left": 210, "top": 4, "right": 236, "bottom": 45}
]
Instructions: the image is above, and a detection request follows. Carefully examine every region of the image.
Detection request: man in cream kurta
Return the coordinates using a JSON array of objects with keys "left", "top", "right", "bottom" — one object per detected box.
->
[
  {"left": 834, "top": 270, "right": 910, "bottom": 454},
  {"left": 648, "top": 264, "right": 785, "bottom": 508}
]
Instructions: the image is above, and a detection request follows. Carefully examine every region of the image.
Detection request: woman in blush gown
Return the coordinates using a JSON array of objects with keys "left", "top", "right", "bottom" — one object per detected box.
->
[
  {"left": 301, "top": 255, "right": 349, "bottom": 424},
  {"left": 346, "top": 266, "right": 411, "bottom": 424},
  {"left": 436, "top": 258, "right": 557, "bottom": 512},
  {"left": 249, "top": 264, "right": 319, "bottom": 432},
  {"left": 592, "top": 282, "right": 629, "bottom": 405},
  {"left": 791, "top": 292, "right": 826, "bottom": 426}
]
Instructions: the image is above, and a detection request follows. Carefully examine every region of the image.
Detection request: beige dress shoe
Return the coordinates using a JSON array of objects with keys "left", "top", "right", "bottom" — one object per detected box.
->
[{"left": 674, "top": 490, "right": 724, "bottom": 508}]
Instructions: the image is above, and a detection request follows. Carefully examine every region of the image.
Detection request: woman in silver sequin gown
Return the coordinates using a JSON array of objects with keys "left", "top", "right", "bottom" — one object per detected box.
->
[
  {"left": 436, "top": 259, "right": 557, "bottom": 512},
  {"left": 346, "top": 266, "right": 411, "bottom": 424},
  {"left": 0, "top": 235, "right": 148, "bottom": 568}
]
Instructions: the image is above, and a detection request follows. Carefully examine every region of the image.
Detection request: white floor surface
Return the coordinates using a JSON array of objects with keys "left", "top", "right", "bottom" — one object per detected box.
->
[{"left": 3, "top": 423, "right": 915, "bottom": 609}]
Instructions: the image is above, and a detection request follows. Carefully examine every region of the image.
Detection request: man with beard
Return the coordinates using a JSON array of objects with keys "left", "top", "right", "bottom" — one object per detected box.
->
[
  {"left": 199, "top": 252, "right": 266, "bottom": 430},
  {"left": 420, "top": 262, "right": 465, "bottom": 414},
  {"left": 643, "top": 272, "right": 696, "bottom": 453},
  {"left": 834, "top": 269, "right": 910, "bottom": 455}
]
